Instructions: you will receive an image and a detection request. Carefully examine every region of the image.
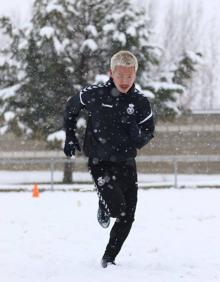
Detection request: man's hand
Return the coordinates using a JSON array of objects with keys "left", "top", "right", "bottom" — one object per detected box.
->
[
  {"left": 64, "top": 136, "right": 81, "bottom": 157},
  {"left": 127, "top": 121, "right": 153, "bottom": 149}
]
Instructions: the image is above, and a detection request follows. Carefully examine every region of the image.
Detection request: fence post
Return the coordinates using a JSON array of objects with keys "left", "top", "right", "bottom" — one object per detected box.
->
[
  {"left": 50, "top": 159, "right": 54, "bottom": 190},
  {"left": 63, "top": 158, "right": 73, "bottom": 183},
  {"left": 173, "top": 158, "right": 178, "bottom": 188}
]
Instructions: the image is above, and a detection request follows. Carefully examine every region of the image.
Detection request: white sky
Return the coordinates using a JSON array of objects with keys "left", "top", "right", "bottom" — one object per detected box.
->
[
  {"left": 0, "top": 0, "right": 33, "bottom": 25},
  {"left": 0, "top": 0, "right": 32, "bottom": 14}
]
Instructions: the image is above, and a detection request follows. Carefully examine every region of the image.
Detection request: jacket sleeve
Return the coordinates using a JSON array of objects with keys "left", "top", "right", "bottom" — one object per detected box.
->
[
  {"left": 130, "top": 98, "right": 155, "bottom": 149},
  {"left": 63, "top": 93, "right": 84, "bottom": 138}
]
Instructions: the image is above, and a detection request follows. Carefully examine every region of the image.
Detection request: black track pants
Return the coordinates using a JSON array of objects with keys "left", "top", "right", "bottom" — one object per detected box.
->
[{"left": 88, "top": 159, "right": 138, "bottom": 260}]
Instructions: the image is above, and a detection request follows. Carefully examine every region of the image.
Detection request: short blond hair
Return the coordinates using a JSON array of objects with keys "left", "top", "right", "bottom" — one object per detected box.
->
[{"left": 110, "top": 50, "right": 138, "bottom": 72}]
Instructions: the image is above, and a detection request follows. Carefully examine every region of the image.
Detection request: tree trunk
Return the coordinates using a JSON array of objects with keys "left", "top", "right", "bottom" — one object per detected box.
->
[{"left": 63, "top": 159, "right": 74, "bottom": 183}]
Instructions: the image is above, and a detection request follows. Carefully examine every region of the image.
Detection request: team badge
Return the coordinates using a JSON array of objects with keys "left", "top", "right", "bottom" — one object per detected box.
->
[{"left": 127, "top": 104, "right": 135, "bottom": 115}]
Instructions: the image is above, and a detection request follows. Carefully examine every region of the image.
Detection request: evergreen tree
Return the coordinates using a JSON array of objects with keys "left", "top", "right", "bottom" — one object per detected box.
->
[
  {"left": 69, "top": 0, "right": 160, "bottom": 87},
  {"left": 1, "top": 1, "right": 74, "bottom": 139},
  {"left": 173, "top": 51, "right": 202, "bottom": 87},
  {"left": 99, "top": 0, "right": 160, "bottom": 85},
  {"left": 145, "top": 81, "right": 184, "bottom": 120},
  {"left": 13, "top": 34, "right": 73, "bottom": 138},
  {"left": 0, "top": 16, "right": 24, "bottom": 87},
  {"left": 145, "top": 51, "right": 202, "bottom": 120},
  {"left": 0, "top": 16, "right": 24, "bottom": 132}
]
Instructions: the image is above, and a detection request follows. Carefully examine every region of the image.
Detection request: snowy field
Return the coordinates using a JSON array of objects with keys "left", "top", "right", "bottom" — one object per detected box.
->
[
  {"left": 1, "top": 188, "right": 220, "bottom": 282},
  {"left": 1, "top": 171, "right": 220, "bottom": 190}
]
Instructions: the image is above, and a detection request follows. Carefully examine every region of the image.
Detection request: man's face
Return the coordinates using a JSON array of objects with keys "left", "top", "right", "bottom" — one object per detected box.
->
[{"left": 110, "top": 65, "right": 136, "bottom": 94}]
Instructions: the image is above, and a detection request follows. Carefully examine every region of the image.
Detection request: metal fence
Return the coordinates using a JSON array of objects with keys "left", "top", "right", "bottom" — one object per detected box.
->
[
  {"left": 0, "top": 152, "right": 220, "bottom": 189},
  {"left": 156, "top": 124, "right": 220, "bottom": 132}
]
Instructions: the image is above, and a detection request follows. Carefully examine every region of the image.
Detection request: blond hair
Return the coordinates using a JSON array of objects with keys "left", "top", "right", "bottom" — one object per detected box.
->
[{"left": 110, "top": 50, "right": 138, "bottom": 72}]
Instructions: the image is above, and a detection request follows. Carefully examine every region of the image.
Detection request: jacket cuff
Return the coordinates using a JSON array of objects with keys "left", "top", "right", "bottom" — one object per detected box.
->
[{"left": 135, "top": 133, "right": 154, "bottom": 149}]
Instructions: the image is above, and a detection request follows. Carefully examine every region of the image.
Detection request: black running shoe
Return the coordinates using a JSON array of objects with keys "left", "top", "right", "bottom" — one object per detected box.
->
[
  {"left": 101, "top": 255, "right": 116, "bottom": 268},
  {"left": 97, "top": 207, "right": 110, "bottom": 228}
]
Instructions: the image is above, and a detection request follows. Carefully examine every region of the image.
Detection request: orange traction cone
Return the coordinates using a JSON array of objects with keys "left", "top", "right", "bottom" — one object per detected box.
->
[{"left": 32, "top": 183, "right": 40, "bottom": 198}]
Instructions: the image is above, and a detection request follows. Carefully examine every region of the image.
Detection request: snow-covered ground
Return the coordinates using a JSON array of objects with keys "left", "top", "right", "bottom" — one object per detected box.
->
[
  {"left": 0, "top": 171, "right": 220, "bottom": 190},
  {"left": 1, "top": 188, "right": 220, "bottom": 282}
]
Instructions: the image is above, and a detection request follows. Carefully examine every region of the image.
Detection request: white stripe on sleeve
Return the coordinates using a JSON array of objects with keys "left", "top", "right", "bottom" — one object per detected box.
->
[
  {"left": 79, "top": 91, "right": 86, "bottom": 105},
  {"left": 138, "top": 110, "right": 153, "bottom": 124}
]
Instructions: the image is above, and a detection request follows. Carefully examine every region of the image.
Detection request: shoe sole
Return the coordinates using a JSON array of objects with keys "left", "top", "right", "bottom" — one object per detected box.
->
[{"left": 97, "top": 209, "right": 110, "bottom": 228}]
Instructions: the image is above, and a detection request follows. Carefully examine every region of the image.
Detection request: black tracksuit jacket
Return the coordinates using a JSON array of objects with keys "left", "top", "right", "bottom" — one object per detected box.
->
[{"left": 64, "top": 78, "right": 155, "bottom": 162}]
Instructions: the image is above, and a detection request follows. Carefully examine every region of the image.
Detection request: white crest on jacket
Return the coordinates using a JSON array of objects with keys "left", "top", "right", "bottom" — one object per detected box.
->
[{"left": 127, "top": 103, "right": 134, "bottom": 115}]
